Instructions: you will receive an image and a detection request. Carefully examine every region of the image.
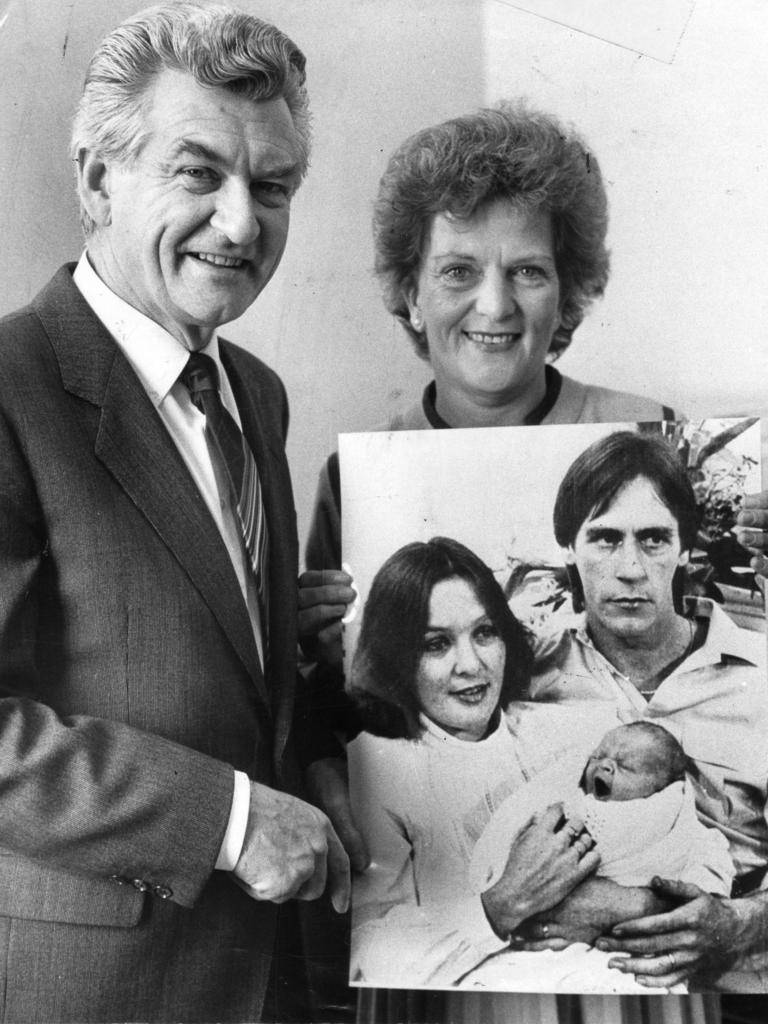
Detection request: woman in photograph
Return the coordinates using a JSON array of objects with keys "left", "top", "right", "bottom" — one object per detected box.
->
[{"left": 346, "top": 536, "right": 607, "bottom": 988}]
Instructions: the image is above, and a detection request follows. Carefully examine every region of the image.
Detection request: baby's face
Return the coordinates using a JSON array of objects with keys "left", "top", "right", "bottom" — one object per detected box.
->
[{"left": 583, "top": 726, "right": 670, "bottom": 801}]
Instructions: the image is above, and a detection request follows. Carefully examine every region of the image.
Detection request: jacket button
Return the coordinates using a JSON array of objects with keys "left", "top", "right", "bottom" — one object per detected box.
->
[
  {"left": 153, "top": 885, "right": 173, "bottom": 900},
  {"left": 131, "top": 878, "right": 150, "bottom": 893},
  {"left": 109, "top": 874, "right": 127, "bottom": 886}
]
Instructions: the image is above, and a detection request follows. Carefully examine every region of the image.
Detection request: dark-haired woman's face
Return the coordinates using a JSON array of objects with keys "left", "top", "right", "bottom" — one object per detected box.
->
[
  {"left": 405, "top": 199, "right": 561, "bottom": 421},
  {"left": 415, "top": 576, "right": 506, "bottom": 742}
]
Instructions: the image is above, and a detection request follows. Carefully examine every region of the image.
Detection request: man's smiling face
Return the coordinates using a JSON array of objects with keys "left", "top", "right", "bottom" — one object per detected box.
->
[{"left": 90, "top": 69, "right": 302, "bottom": 350}]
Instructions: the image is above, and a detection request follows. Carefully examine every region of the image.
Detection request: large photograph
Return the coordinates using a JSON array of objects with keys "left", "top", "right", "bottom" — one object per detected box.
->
[{"left": 341, "top": 419, "right": 767, "bottom": 994}]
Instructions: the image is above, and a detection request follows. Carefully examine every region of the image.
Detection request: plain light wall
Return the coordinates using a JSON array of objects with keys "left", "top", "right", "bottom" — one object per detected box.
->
[
  {"left": 2, "top": 0, "right": 766, "bottom": 558},
  {"left": 484, "top": 0, "right": 768, "bottom": 418}
]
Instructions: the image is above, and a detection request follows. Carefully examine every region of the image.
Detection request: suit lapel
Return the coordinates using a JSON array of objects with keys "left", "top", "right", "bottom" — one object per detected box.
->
[{"left": 34, "top": 268, "right": 267, "bottom": 705}]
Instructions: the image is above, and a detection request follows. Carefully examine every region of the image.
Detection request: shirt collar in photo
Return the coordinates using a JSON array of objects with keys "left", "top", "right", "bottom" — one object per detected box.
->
[
  {"left": 72, "top": 251, "right": 226, "bottom": 409},
  {"left": 572, "top": 596, "right": 763, "bottom": 671}
]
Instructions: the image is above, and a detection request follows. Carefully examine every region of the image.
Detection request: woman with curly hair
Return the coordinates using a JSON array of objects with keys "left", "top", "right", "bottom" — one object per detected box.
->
[
  {"left": 303, "top": 102, "right": 671, "bottom": 585},
  {"left": 299, "top": 103, "right": 724, "bottom": 1024}
]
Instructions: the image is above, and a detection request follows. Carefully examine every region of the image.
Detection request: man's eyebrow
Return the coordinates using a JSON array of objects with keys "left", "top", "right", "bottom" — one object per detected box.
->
[
  {"left": 636, "top": 527, "right": 674, "bottom": 541},
  {"left": 167, "top": 138, "right": 299, "bottom": 178},
  {"left": 168, "top": 138, "right": 223, "bottom": 163},
  {"left": 584, "top": 527, "right": 623, "bottom": 542}
]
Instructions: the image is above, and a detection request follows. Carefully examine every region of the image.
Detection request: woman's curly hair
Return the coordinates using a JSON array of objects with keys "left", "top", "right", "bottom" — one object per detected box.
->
[{"left": 373, "top": 101, "right": 610, "bottom": 360}]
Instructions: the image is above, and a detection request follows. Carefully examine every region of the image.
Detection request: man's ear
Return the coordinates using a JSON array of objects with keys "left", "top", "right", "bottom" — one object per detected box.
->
[
  {"left": 76, "top": 148, "right": 114, "bottom": 228},
  {"left": 677, "top": 549, "right": 690, "bottom": 568},
  {"left": 564, "top": 546, "right": 576, "bottom": 566}
]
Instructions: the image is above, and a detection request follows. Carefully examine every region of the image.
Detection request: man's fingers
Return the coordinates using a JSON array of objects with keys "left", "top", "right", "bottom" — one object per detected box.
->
[
  {"left": 609, "top": 948, "right": 700, "bottom": 983},
  {"left": 326, "top": 827, "right": 351, "bottom": 914},
  {"left": 608, "top": 883, "right": 703, "bottom": 938},
  {"left": 650, "top": 875, "right": 702, "bottom": 902},
  {"left": 609, "top": 914, "right": 686, "bottom": 938},
  {"left": 322, "top": 780, "right": 369, "bottom": 871},
  {"left": 234, "top": 871, "right": 293, "bottom": 904},
  {"left": 305, "top": 757, "right": 369, "bottom": 872},
  {"left": 334, "top": 816, "right": 369, "bottom": 873},
  {"left": 599, "top": 930, "right": 697, "bottom": 955},
  {"left": 635, "top": 969, "right": 691, "bottom": 989},
  {"left": 294, "top": 851, "right": 328, "bottom": 903},
  {"left": 238, "top": 783, "right": 350, "bottom": 909}
]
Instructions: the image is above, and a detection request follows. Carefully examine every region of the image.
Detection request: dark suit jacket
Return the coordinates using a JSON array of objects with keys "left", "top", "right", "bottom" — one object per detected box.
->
[{"left": 0, "top": 266, "right": 301, "bottom": 1022}]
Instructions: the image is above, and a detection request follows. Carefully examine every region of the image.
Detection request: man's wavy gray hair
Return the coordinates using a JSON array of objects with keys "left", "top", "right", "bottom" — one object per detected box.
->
[{"left": 71, "top": 1, "right": 310, "bottom": 235}]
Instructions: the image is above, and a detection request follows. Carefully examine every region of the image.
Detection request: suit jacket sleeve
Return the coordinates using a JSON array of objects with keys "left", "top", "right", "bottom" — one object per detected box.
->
[
  {"left": 0, "top": 379, "right": 236, "bottom": 908},
  {"left": 0, "top": 278, "right": 288, "bottom": 910}
]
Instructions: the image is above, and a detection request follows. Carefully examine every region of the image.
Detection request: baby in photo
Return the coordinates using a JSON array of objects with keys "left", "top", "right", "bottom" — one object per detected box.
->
[{"left": 466, "top": 722, "right": 734, "bottom": 993}]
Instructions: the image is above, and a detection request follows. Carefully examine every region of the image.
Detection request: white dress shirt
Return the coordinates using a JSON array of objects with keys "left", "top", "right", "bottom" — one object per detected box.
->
[{"left": 73, "top": 253, "right": 253, "bottom": 871}]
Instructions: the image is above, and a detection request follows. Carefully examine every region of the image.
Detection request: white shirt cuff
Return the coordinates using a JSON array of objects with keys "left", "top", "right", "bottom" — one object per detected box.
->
[{"left": 215, "top": 770, "right": 250, "bottom": 871}]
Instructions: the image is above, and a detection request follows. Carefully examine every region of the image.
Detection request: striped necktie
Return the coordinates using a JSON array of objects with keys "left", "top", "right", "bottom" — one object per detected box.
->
[{"left": 181, "top": 352, "right": 269, "bottom": 636}]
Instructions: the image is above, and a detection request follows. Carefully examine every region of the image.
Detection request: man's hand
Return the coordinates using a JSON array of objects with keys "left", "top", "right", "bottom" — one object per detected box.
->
[
  {"left": 509, "top": 877, "right": 671, "bottom": 951},
  {"left": 234, "top": 781, "right": 350, "bottom": 913},
  {"left": 595, "top": 877, "right": 747, "bottom": 988},
  {"left": 736, "top": 492, "right": 768, "bottom": 587},
  {"left": 305, "top": 756, "right": 369, "bottom": 873},
  {"left": 298, "top": 569, "right": 355, "bottom": 665},
  {"left": 481, "top": 803, "right": 600, "bottom": 938}
]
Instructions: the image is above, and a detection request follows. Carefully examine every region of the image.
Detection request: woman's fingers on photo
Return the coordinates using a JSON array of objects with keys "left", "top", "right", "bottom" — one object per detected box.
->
[
  {"left": 559, "top": 815, "right": 594, "bottom": 850},
  {"left": 573, "top": 848, "right": 601, "bottom": 880},
  {"left": 557, "top": 813, "right": 585, "bottom": 838},
  {"left": 733, "top": 527, "right": 767, "bottom": 553},
  {"left": 736, "top": 495, "right": 768, "bottom": 553},
  {"left": 298, "top": 586, "right": 356, "bottom": 610},
  {"left": 298, "top": 569, "right": 354, "bottom": 588},
  {"left": 572, "top": 832, "right": 595, "bottom": 857},
  {"left": 539, "top": 802, "right": 567, "bottom": 831},
  {"left": 741, "top": 491, "right": 768, "bottom": 516}
]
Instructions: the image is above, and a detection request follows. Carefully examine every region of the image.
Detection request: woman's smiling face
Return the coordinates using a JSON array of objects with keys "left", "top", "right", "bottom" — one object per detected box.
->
[
  {"left": 406, "top": 198, "right": 561, "bottom": 420},
  {"left": 415, "top": 576, "right": 506, "bottom": 742}
]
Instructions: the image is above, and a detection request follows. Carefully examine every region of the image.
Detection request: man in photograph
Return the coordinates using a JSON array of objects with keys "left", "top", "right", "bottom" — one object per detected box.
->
[
  {"left": 0, "top": 3, "right": 348, "bottom": 1021},
  {"left": 526, "top": 429, "right": 768, "bottom": 991}
]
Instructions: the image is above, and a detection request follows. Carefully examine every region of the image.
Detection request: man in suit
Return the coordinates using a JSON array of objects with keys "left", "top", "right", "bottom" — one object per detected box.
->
[{"left": 0, "top": 3, "right": 348, "bottom": 1021}]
